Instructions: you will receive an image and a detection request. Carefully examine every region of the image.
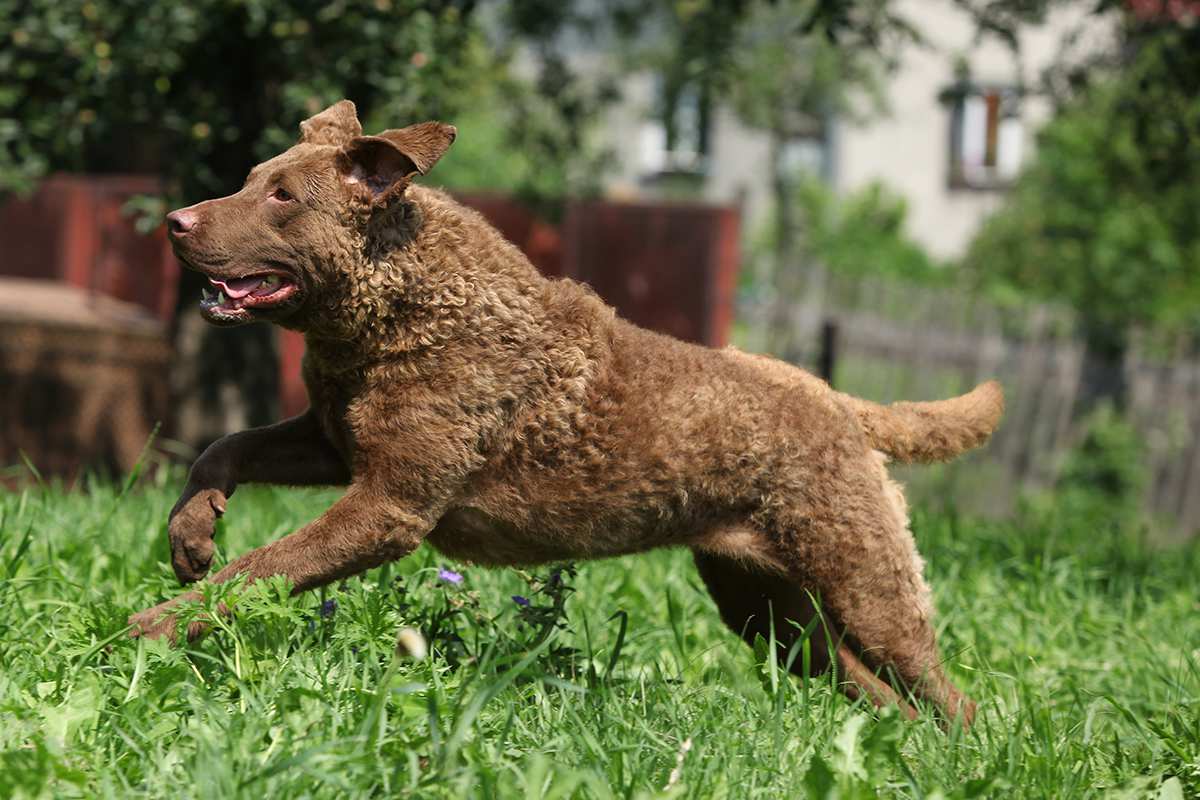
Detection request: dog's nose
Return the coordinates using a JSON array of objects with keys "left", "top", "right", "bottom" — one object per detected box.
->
[{"left": 166, "top": 209, "right": 197, "bottom": 237}]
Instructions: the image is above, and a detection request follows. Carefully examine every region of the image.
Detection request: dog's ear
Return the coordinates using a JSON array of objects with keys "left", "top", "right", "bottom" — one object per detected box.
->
[
  {"left": 336, "top": 121, "right": 457, "bottom": 203},
  {"left": 298, "top": 100, "right": 362, "bottom": 146}
]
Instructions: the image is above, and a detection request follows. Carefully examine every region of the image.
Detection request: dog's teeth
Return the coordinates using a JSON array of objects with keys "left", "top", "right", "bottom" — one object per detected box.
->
[
  {"left": 216, "top": 291, "right": 227, "bottom": 305},
  {"left": 202, "top": 287, "right": 213, "bottom": 300},
  {"left": 264, "top": 275, "right": 280, "bottom": 288}
]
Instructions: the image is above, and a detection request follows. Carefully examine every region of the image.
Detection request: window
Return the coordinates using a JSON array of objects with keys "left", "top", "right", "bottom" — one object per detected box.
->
[{"left": 946, "top": 85, "right": 1022, "bottom": 189}]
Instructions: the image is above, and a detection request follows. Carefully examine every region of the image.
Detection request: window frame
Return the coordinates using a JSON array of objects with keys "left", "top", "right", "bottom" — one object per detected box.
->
[{"left": 943, "top": 81, "right": 1024, "bottom": 191}]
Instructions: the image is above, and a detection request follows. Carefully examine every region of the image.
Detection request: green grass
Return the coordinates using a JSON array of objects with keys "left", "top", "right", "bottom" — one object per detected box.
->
[{"left": 1, "top": 474, "right": 1197, "bottom": 798}]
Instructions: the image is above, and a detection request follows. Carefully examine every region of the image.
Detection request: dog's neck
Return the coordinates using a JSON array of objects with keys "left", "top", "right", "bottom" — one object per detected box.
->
[{"left": 299, "top": 187, "right": 612, "bottom": 384}]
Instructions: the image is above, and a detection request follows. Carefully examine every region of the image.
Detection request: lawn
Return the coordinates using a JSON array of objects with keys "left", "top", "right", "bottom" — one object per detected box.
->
[{"left": 0, "top": 475, "right": 1196, "bottom": 798}]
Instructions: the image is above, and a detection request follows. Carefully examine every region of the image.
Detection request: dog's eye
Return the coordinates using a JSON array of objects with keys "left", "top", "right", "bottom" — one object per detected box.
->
[{"left": 271, "top": 187, "right": 295, "bottom": 203}]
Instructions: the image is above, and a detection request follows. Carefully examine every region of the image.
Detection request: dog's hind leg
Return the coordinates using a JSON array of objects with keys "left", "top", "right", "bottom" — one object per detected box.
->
[
  {"left": 767, "top": 452, "right": 976, "bottom": 728},
  {"left": 692, "top": 547, "right": 917, "bottom": 719}
]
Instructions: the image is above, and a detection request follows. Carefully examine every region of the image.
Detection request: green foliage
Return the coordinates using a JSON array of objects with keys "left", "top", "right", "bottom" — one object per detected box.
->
[
  {"left": 750, "top": 178, "right": 945, "bottom": 286},
  {"left": 1055, "top": 404, "right": 1147, "bottom": 524},
  {"left": 963, "top": 24, "right": 1200, "bottom": 354},
  {"left": 428, "top": 98, "right": 539, "bottom": 194},
  {"left": 609, "top": 0, "right": 914, "bottom": 158},
  {"left": 726, "top": 0, "right": 909, "bottom": 136},
  {"left": 0, "top": 0, "right": 492, "bottom": 202},
  {"left": 427, "top": 67, "right": 611, "bottom": 218},
  {"left": 797, "top": 178, "right": 946, "bottom": 282},
  {"left": 2, "top": 475, "right": 1200, "bottom": 796},
  {"left": 1009, "top": 403, "right": 1154, "bottom": 578},
  {"left": 949, "top": 0, "right": 1127, "bottom": 53},
  {"left": 802, "top": 709, "right": 911, "bottom": 799},
  {"left": 0, "top": 0, "right": 926, "bottom": 208}
]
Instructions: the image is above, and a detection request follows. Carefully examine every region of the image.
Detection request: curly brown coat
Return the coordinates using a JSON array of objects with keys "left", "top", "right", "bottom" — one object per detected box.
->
[{"left": 130, "top": 100, "right": 1004, "bottom": 727}]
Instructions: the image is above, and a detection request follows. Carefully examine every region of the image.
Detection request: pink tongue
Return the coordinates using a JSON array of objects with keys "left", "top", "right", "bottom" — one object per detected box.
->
[{"left": 213, "top": 276, "right": 264, "bottom": 299}]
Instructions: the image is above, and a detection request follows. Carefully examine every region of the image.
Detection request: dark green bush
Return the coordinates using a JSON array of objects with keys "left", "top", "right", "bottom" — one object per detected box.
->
[
  {"left": 0, "top": 0, "right": 495, "bottom": 202},
  {"left": 1055, "top": 403, "right": 1147, "bottom": 525},
  {"left": 962, "top": 25, "right": 1200, "bottom": 358}
]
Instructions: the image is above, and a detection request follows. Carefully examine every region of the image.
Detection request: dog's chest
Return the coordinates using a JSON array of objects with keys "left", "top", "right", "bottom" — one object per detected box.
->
[
  {"left": 429, "top": 506, "right": 585, "bottom": 566},
  {"left": 303, "top": 368, "right": 359, "bottom": 465}
]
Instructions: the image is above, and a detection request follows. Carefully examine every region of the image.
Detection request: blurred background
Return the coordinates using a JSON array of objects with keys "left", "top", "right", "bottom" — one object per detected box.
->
[{"left": 1, "top": 0, "right": 1197, "bottom": 537}]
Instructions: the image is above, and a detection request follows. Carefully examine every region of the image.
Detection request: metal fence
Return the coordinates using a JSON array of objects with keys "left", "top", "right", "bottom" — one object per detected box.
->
[{"left": 738, "top": 268, "right": 1200, "bottom": 536}]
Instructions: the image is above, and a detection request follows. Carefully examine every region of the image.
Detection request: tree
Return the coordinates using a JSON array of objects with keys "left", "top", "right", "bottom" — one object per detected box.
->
[
  {"left": 714, "top": 0, "right": 918, "bottom": 351},
  {"left": 963, "top": 8, "right": 1200, "bottom": 407},
  {"left": 0, "top": 1, "right": 490, "bottom": 200}
]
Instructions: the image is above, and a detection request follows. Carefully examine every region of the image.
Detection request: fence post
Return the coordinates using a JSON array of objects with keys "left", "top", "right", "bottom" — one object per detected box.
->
[{"left": 819, "top": 319, "right": 838, "bottom": 387}]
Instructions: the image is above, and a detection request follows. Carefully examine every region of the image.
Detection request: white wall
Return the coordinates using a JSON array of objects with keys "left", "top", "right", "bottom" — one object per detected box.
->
[{"left": 833, "top": 0, "right": 1112, "bottom": 258}]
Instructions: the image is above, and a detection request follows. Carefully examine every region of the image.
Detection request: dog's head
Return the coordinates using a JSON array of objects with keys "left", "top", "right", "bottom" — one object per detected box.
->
[{"left": 166, "top": 100, "right": 456, "bottom": 329}]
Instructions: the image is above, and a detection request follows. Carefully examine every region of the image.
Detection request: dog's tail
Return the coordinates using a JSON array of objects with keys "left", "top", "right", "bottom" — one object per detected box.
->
[{"left": 839, "top": 381, "right": 1005, "bottom": 464}]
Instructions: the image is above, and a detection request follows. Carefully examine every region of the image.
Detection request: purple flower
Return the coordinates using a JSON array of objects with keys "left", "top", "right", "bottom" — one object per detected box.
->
[
  {"left": 437, "top": 567, "right": 463, "bottom": 585},
  {"left": 512, "top": 595, "right": 530, "bottom": 607},
  {"left": 320, "top": 598, "right": 338, "bottom": 619}
]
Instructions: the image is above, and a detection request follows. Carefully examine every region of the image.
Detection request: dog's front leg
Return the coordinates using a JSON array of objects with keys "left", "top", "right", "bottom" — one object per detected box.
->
[
  {"left": 170, "top": 410, "right": 351, "bottom": 584},
  {"left": 131, "top": 482, "right": 430, "bottom": 642},
  {"left": 139, "top": 372, "right": 494, "bottom": 644}
]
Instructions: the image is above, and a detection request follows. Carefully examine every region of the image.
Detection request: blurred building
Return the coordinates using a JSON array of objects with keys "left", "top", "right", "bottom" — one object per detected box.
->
[{"left": 600, "top": 0, "right": 1115, "bottom": 259}]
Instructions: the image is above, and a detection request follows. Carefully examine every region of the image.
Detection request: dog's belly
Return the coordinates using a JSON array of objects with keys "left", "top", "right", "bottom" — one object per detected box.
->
[{"left": 428, "top": 507, "right": 588, "bottom": 566}]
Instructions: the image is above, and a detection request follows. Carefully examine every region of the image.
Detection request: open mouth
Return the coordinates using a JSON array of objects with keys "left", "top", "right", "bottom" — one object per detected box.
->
[{"left": 199, "top": 272, "right": 299, "bottom": 321}]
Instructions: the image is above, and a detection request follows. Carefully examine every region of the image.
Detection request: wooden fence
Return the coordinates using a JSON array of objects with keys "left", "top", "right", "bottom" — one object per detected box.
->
[{"left": 737, "top": 268, "right": 1200, "bottom": 536}]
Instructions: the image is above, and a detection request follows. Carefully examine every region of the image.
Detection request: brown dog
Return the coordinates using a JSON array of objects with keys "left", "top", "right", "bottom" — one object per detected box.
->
[{"left": 130, "top": 100, "right": 1003, "bottom": 726}]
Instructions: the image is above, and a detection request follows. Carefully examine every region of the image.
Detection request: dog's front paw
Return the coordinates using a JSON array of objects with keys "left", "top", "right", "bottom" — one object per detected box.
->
[{"left": 169, "top": 488, "right": 226, "bottom": 584}]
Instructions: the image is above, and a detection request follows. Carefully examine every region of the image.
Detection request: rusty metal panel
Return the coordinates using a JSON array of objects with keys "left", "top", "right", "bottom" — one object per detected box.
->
[
  {"left": 0, "top": 175, "right": 179, "bottom": 322},
  {"left": 454, "top": 193, "right": 564, "bottom": 277},
  {"left": 562, "top": 200, "right": 740, "bottom": 347},
  {"left": 278, "top": 328, "right": 308, "bottom": 420}
]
